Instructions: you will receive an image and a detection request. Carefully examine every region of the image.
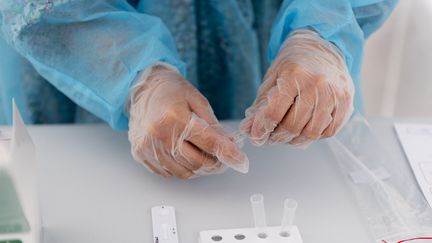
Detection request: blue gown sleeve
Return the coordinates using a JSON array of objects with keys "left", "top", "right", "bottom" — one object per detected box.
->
[
  {"left": 351, "top": 0, "right": 398, "bottom": 38},
  {"left": 268, "top": 0, "right": 398, "bottom": 109},
  {"left": 0, "top": 0, "right": 185, "bottom": 130}
]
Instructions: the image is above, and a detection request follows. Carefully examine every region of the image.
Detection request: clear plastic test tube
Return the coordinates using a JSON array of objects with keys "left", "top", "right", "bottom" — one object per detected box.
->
[
  {"left": 280, "top": 198, "right": 298, "bottom": 236},
  {"left": 250, "top": 194, "right": 267, "bottom": 236}
]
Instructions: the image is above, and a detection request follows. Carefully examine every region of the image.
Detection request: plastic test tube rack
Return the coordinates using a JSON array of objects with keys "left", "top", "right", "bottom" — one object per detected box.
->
[{"left": 198, "top": 194, "right": 303, "bottom": 243}]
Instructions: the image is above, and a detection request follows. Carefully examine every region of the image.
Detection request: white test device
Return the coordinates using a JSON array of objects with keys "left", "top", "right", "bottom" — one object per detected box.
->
[{"left": 151, "top": 206, "right": 179, "bottom": 243}]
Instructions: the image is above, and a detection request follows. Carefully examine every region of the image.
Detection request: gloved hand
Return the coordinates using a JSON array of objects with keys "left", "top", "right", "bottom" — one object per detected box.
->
[
  {"left": 241, "top": 29, "right": 354, "bottom": 146},
  {"left": 128, "top": 64, "right": 249, "bottom": 179}
]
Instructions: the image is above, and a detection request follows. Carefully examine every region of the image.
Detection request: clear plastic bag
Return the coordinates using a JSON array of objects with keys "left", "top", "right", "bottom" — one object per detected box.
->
[{"left": 327, "top": 113, "right": 432, "bottom": 242}]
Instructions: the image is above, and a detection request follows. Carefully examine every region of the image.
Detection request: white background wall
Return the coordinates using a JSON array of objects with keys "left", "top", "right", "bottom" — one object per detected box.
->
[{"left": 361, "top": 0, "right": 432, "bottom": 117}]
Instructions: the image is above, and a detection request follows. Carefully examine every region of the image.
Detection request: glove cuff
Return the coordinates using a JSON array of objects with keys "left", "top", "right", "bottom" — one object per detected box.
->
[{"left": 125, "top": 62, "right": 180, "bottom": 116}]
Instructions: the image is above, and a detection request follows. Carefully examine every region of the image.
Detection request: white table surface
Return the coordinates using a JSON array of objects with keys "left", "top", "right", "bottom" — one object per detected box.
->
[{"left": 21, "top": 119, "right": 423, "bottom": 243}]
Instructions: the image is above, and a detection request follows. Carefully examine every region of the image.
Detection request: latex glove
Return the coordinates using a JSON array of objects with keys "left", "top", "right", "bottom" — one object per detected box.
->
[
  {"left": 241, "top": 29, "right": 354, "bottom": 146},
  {"left": 128, "top": 64, "right": 249, "bottom": 179}
]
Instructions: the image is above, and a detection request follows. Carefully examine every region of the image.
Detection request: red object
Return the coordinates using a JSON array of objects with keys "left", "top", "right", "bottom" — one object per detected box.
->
[{"left": 382, "top": 237, "right": 432, "bottom": 243}]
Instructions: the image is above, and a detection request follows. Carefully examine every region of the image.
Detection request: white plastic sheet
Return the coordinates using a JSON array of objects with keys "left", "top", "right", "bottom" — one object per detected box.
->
[{"left": 328, "top": 113, "right": 432, "bottom": 242}]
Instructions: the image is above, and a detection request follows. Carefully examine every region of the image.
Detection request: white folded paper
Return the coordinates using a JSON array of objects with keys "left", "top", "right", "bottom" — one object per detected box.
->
[{"left": 0, "top": 100, "right": 41, "bottom": 243}]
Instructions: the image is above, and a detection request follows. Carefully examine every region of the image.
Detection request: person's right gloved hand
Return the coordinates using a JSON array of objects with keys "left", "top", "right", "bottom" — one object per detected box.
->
[
  {"left": 128, "top": 64, "right": 249, "bottom": 179},
  {"left": 240, "top": 30, "right": 354, "bottom": 147}
]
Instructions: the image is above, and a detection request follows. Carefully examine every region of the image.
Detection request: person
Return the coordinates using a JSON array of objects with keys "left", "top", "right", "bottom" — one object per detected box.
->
[{"left": 0, "top": 0, "right": 397, "bottom": 179}]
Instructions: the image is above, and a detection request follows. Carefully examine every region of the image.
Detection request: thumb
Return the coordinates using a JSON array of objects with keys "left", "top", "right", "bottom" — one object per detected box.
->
[{"left": 187, "top": 89, "right": 220, "bottom": 126}]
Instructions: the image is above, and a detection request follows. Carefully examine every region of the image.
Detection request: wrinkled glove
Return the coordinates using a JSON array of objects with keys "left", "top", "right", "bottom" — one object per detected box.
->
[
  {"left": 241, "top": 29, "right": 354, "bottom": 146},
  {"left": 128, "top": 64, "right": 249, "bottom": 179}
]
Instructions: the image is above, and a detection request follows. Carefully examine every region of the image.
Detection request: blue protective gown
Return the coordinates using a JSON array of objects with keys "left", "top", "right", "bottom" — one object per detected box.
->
[{"left": 0, "top": 0, "right": 398, "bottom": 130}]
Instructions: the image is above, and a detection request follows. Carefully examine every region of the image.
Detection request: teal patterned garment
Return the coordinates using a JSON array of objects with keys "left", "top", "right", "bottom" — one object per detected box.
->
[{"left": 0, "top": 0, "right": 397, "bottom": 129}]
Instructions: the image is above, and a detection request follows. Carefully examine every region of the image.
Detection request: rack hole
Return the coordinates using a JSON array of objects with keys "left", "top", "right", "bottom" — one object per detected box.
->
[
  {"left": 257, "top": 233, "right": 267, "bottom": 239},
  {"left": 280, "top": 231, "right": 290, "bottom": 237},
  {"left": 211, "top": 235, "right": 223, "bottom": 241},
  {"left": 234, "top": 234, "right": 245, "bottom": 240}
]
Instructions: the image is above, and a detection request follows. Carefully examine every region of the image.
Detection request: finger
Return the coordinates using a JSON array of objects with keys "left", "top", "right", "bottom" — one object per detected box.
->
[
  {"left": 130, "top": 138, "right": 172, "bottom": 177},
  {"left": 240, "top": 115, "right": 253, "bottom": 136},
  {"left": 249, "top": 78, "right": 298, "bottom": 145},
  {"left": 204, "top": 161, "right": 224, "bottom": 173},
  {"left": 187, "top": 122, "right": 247, "bottom": 166},
  {"left": 288, "top": 135, "right": 314, "bottom": 147},
  {"left": 174, "top": 141, "right": 219, "bottom": 171},
  {"left": 254, "top": 71, "right": 278, "bottom": 104},
  {"left": 240, "top": 70, "right": 278, "bottom": 136},
  {"left": 289, "top": 114, "right": 331, "bottom": 145},
  {"left": 270, "top": 86, "right": 314, "bottom": 144},
  {"left": 290, "top": 83, "right": 335, "bottom": 144},
  {"left": 187, "top": 91, "right": 234, "bottom": 139},
  {"left": 156, "top": 149, "right": 194, "bottom": 180},
  {"left": 187, "top": 90, "right": 219, "bottom": 126},
  {"left": 322, "top": 90, "right": 354, "bottom": 137},
  {"left": 184, "top": 115, "right": 249, "bottom": 173},
  {"left": 142, "top": 159, "right": 172, "bottom": 177},
  {"left": 240, "top": 106, "right": 257, "bottom": 136},
  {"left": 194, "top": 162, "right": 225, "bottom": 176}
]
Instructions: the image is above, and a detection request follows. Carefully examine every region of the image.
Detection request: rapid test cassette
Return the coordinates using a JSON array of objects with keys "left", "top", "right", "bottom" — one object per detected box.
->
[{"left": 151, "top": 205, "right": 179, "bottom": 243}]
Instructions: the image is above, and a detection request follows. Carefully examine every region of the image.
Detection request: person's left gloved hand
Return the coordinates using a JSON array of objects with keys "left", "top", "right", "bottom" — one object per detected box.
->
[
  {"left": 241, "top": 29, "right": 354, "bottom": 146},
  {"left": 128, "top": 64, "right": 249, "bottom": 179}
]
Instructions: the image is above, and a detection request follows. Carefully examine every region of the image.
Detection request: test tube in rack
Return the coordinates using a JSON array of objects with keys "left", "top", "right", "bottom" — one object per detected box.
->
[
  {"left": 250, "top": 193, "right": 268, "bottom": 238},
  {"left": 280, "top": 198, "right": 298, "bottom": 237}
]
